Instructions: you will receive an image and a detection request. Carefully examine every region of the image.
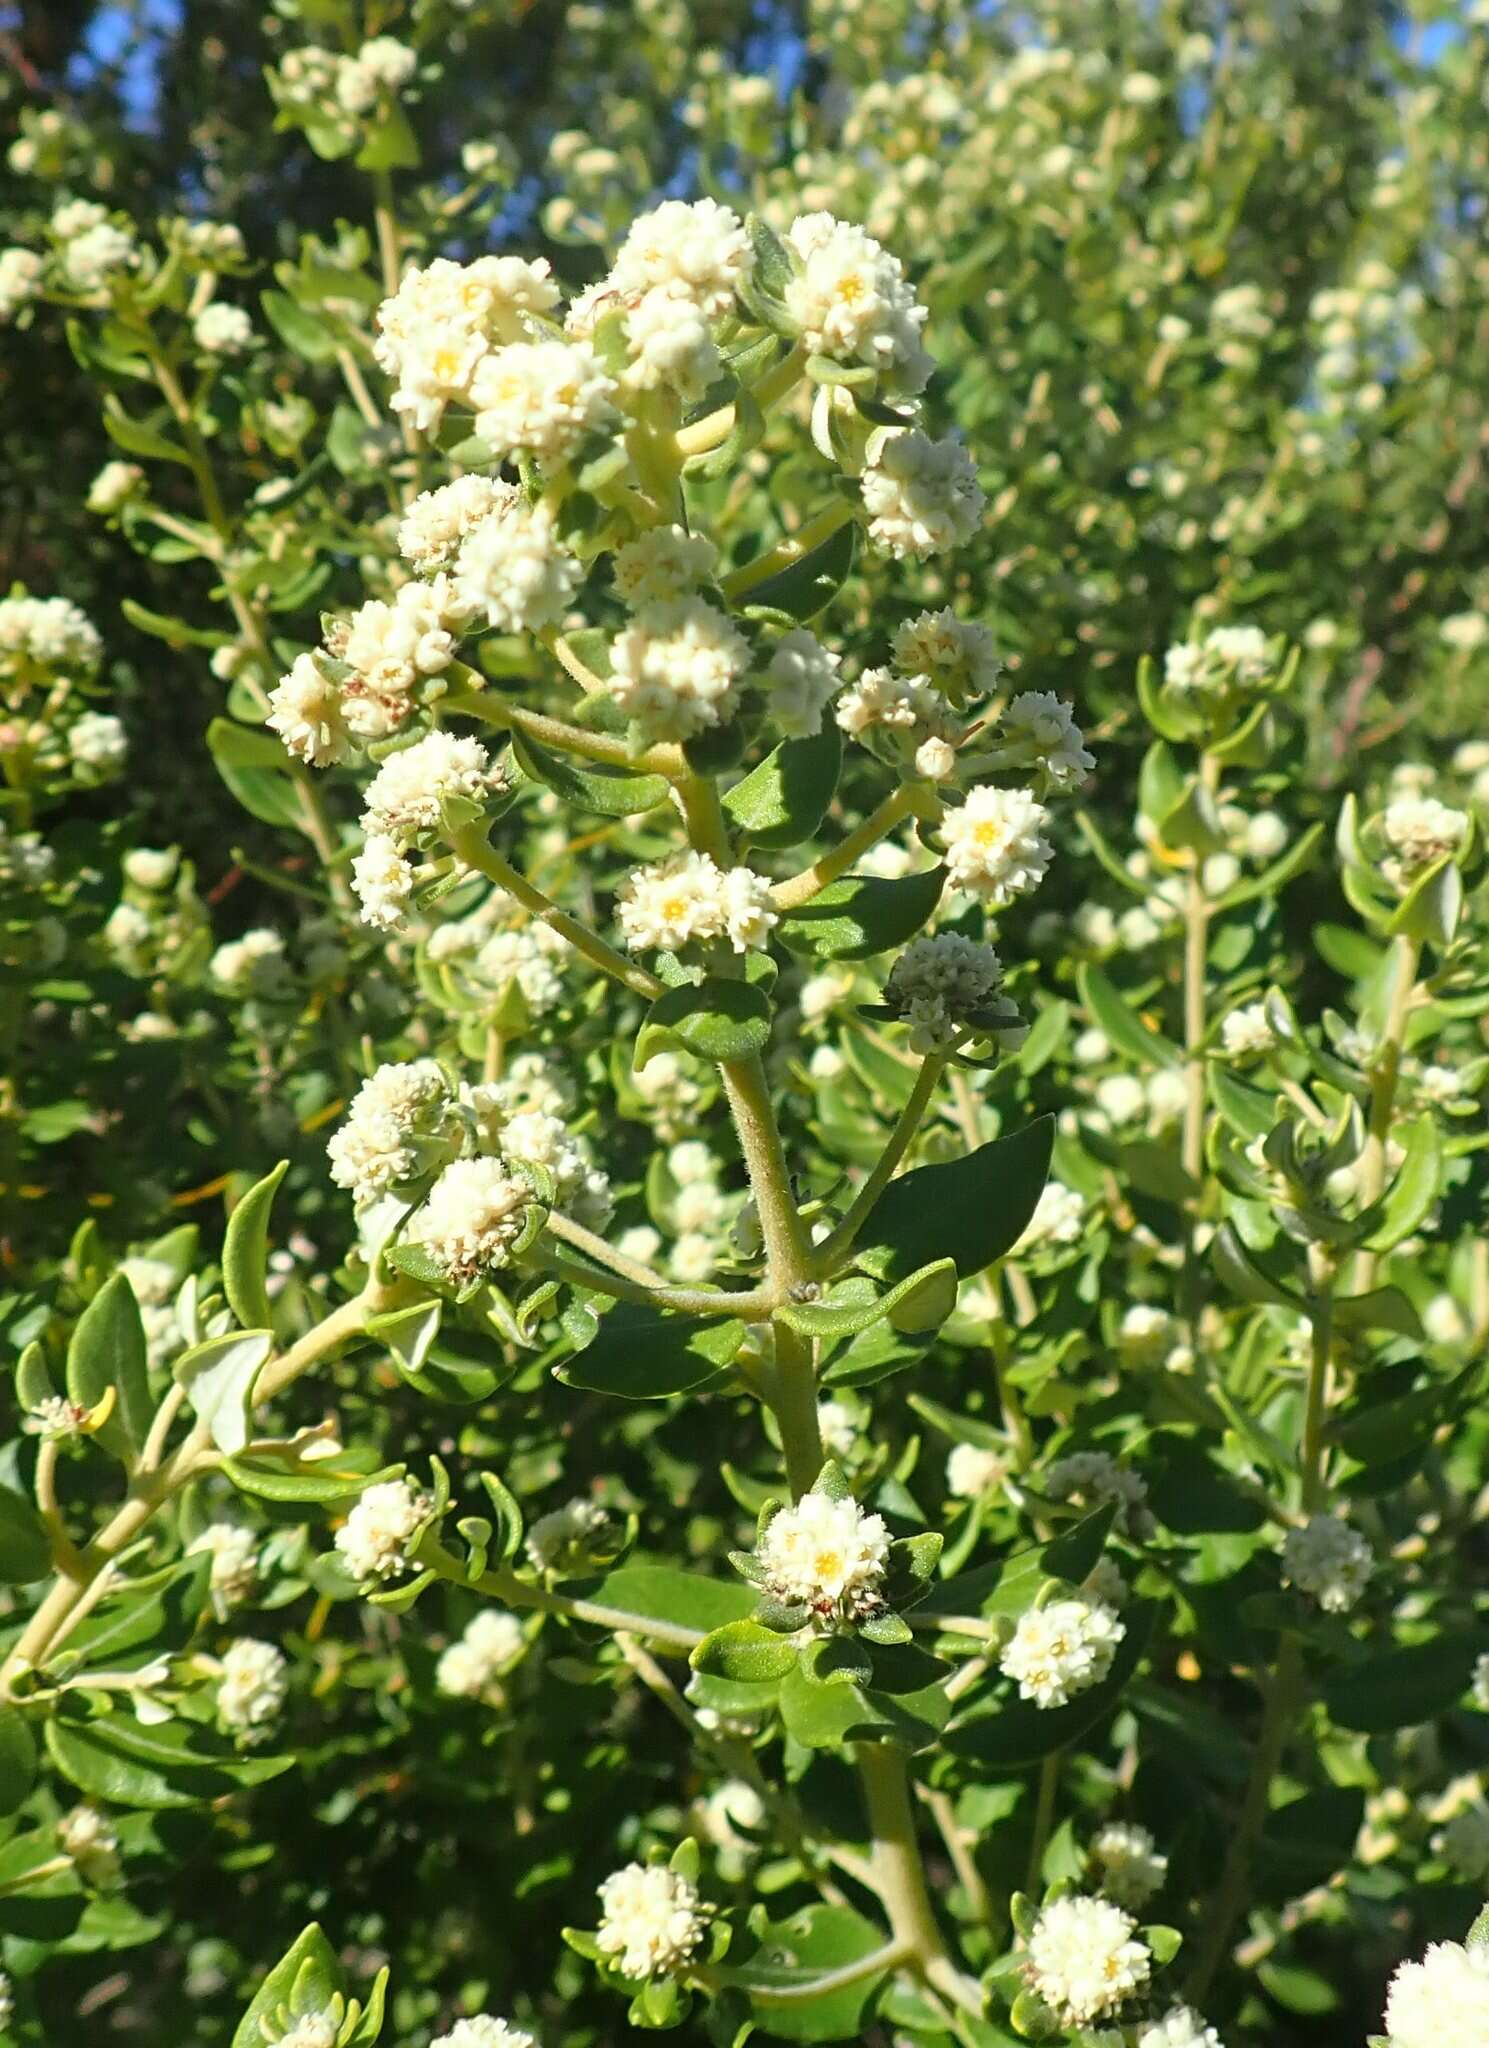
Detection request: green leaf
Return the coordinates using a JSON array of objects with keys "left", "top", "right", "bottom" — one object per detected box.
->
[
  {"left": 1361, "top": 1116, "right": 1441, "bottom": 1252},
  {"left": 690, "top": 1620, "right": 800, "bottom": 1683},
  {"left": 723, "top": 725, "right": 842, "bottom": 850},
  {"left": 741, "top": 520, "right": 857, "bottom": 624},
  {"left": 260, "top": 288, "right": 339, "bottom": 363},
  {"left": 583, "top": 1566, "right": 756, "bottom": 1637},
  {"left": 223, "top": 1160, "right": 288, "bottom": 1332},
  {"left": 0, "top": 1706, "right": 37, "bottom": 1816},
  {"left": 66, "top": 1271, "right": 152, "bottom": 1450},
  {"left": 1076, "top": 964, "right": 1182, "bottom": 1071},
  {"left": 1211, "top": 1222, "right": 1304, "bottom": 1310},
  {"left": 778, "top": 866, "right": 947, "bottom": 960},
  {"left": 1388, "top": 855, "right": 1462, "bottom": 946},
  {"left": 1, "top": 1486, "right": 60, "bottom": 1586},
  {"left": 232, "top": 1924, "right": 342, "bottom": 2048},
  {"left": 1332, "top": 1287, "right": 1423, "bottom": 1338},
  {"left": 224, "top": 1446, "right": 390, "bottom": 1504},
  {"left": 102, "top": 397, "right": 192, "bottom": 467},
  {"left": 207, "top": 718, "right": 305, "bottom": 831},
  {"left": 119, "top": 599, "right": 225, "bottom": 648},
  {"left": 1322, "top": 1631, "right": 1489, "bottom": 1733},
  {"left": 65, "top": 1556, "right": 211, "bottom": 1664},
  {"left": 856, "top": 1117, "right": 1053, "bottom": 1283},
  {"left": 46, "top": 1708, "right": 292, "bottom": 1811},
  {"left": 1216, "top": 823, "right": 1326, "bottom": 911},
  {"left": 556, "top": 1305, "right": 747, "bottom": 1399},
  {"left": 777, "top": 1260, "right": 958, "bottom": 1339},
  {"left": 511, "top": 730, "right": 668, "bottom": 818},
  {"left": 355, "top": 101, "right": 420, "bottom": 172},
  {"left": 727, "top": 1903, "right": 888, "bottom": 2042},
  {"left": 172, "top": 1330, "right": 273, "bottom": 1455},
  {"left": 636, "top": 980, "right": 773, "bottom": 1067}
]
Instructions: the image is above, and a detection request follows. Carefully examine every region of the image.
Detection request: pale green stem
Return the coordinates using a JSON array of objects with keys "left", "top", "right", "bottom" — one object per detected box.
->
[
  {"left": 1353, "top": 933, "right": 1421, "bottom": 1294},
  {"left": 420, "top": 1542, "right": 704, "bottom": 1655},
  {"left": 856, "top": 1742, "right": 985, "bottom": 2016},
  {"left": 443, "top": 680, "right": 682, "bottom": 779},
  {"left": 448, "top": 826, "right": 663, "bottom": 1002},
  {"left": 537, "top": 1248, "right": 772, "bottom": 1323},
  {"left": 1024, "top": 1751, "right": 1061, "bottom": 1893},
  {"left": 771, "top": 785, "right": 922, "bottom": 911},
  {"left": 816, "top": 1056, "right": 943, "bottom": 1272},
  {"left": 675, "top": 340, "right": 807, "bottom": 458},
  {"left": 722, "top": 501, "right": 856, "bottom": 601}
]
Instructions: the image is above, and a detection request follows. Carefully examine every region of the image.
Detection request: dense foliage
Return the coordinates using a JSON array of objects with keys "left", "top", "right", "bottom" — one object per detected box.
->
[{"left": 1, "top": 4, "right": 1488, "bottom": 2045}]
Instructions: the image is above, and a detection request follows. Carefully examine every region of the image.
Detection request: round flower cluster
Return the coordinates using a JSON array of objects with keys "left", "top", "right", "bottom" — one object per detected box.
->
[
  {"left": 1089, "top": 1820, "right": 1168, "bottom": 1909},
  {"left": 1220, "top": 1002, "right": 1275, "bottom": 1059},
  {"left": 881, "top": 933, "right": 1018, "bottom": 1054},
  {"left": 216, "top": 1637, "right": 289, "bottom": 1745},
  {"left": 433, "top": 924, "right": 570, "bottom": 1018},
  {"left": 525, "top": 1496, "right": 613, "bottom": 1573},
  {"left": 595, "top": 1862, "right": 708, "bottom": 1981},
  {"left": 1042, "top": 1450, "right": 1153, "bottom": 1538},
  {"left": 406, "top": 1157, "right": 532, "bottom": 1287},
  {"left": 210, "top": 928, "right": 290, "bottom": 1000},
  {"left": 765, "top": 628, "right": 843, "bottom": 738},
  {"left": 860, "top": 429, "right": 984, "bottom": 558},
  {"left": 274, "top": 2016, "right": 338, "bottom": 2048},
  {"left": 618, "top": 852, "right": 777, "bottom": 955},
  {"left": 399, "top": 476, "right": 514, "bottom": 569},
  {"left": 1014, "top": 1181, "right": 1088, "bottom": 1254},
  {"left": 946, "top": 1441, "right": 1009, "bottom": 1500},
  {"left": 1282, "top": 1513, "right": 1373, "bottom": 1612},
  {"left": 0, "top": 591, "right": 102, "bottom": 679},
  {"left": 756, "top": 1491, "right": 889, "bottom": 1624},
  {"left": 611, "top": 525, "right": 719, "bottom": 607},
  {"left": 1379, "top": 795, "right": 1469, "bottom": 888},
  {"left": 372, "top": 254, "right": 561, "bottom": 432},
  {"left": 190, "top": 1521, "right": 258, "bottom": 1612},
  {"left": 607, "top": 597, "right": 750, "bottom": 743},
  {"left": 600, "top": 196, "right": 754, "bottom": 320},
  {"left": 472, "top": 337, "right": 616, "bottom": 464},
  {"left": 334, "top": 1477, "right": 431, "bottom": 1584},
  {"left": 997, "top": 691, "right": 1095, "bottom": 792},
  {"left": 433, "top": 2021, "right": 535, "bottom": 2048},
  {"left": 1164, "top": 624, "right": 1274, "bottom": 697},
  {"left": 891, "top": 609, "right": 1001, "bottom": 709},
  {"left": 452, "top": 491, "right": 581, "bottom": 636},
  {"left": 352, "top": 733, "right": 502, "bottom": 930},
  {"left": 23, "top": 1395, "right": 89, "bottom": 1442},
  {"left": 437, "top": 1608, "right": 525, "bottom": 1699},
  {"left": 942, "top": 785, "right": 1054, "bottom": 905},
  {"left": 1000, "top": 1595, "right": 1125, "bottom": 1708},
  {"left": 784, "top": 211, "right": 930, "bottom": 391},
  {"left": 327, "top": 1059, "right": 461, "bottom": 1210},
  {"left": 1024, "top": 1894, "right": 1152, "bottom": 2026},
  {"left": 339, "top": 583, "right": 460, "bottom": 737},
  {"left": 0, "top": 245, "right": 44, "bottom": 321},
  {"left": 1139, "top": 2007, "right": 1225, "bottom": 2048},
  {"left": 1383, "top": 1930, "right": 1489, "bottom": 2048},
  {"left": 58, "top": 1802, "right": 120, "bottom": 1886},
  {"left": 193, "top": 302, "right": 252, "bottom": 355},
  {"left": 836, "top": 665, "right": 957, "bottom": 758}
]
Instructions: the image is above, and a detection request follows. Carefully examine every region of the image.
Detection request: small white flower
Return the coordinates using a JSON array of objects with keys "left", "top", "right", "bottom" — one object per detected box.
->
[
  {"left": 1117, "top": 1302, "right": 1177, "bottom": 1363},
  {"left": 942, "top": 784, "right": 1053, "bottom": 904},
  {"left": 1014, "top": 1181, "right": 1087, "bottom": 1253},
  {"left": 595, "top": 1861, "right": 708, "bottom": 1979},
  {"left": 23, "top": 1395, "right": 90, "bottom": 1441},
  {"left": 216, "top": 1638, "right": 288, "bottom": 1745},
  {"left": 399, "top": 476, "right": 515, "bottom": 570},
  {"left": 0, "top": 245, "right": 44, "bottom": 321},
  {"left": 374, "top": 256, "right": 560, "bottom": 432},
  {"left": 861, "top": 430, "right": 984, "bottom": 558},
  {"left": 470, "top": 338, "right": 616, "bottom": 465},
  {"left": 1000, "top": 691, "right": 1094, "bottom": 791},
  {"left": 437, "top": 1609, "right": 525, "bottom": 1698},
  {"left": 891, "top": 608, "right": 1001, "bottom": 707},
  {"left": 1383, "top": 1931, "right": 1489, "bottom": 2048},
  {"left": 766, "top": 629, "right": 842, "bottom": 738},
  {"left": 1440, "top": 611, "right": 1489, "bottom": 652},
  {"left": 525, "top": 1497, "right": 612, "bottom": 1572},
  {"left": 58, "top": 1803, "right": 120, "bottom": 1885},
  {"left": 618, "top": 851, "right": 776, "bottom": 955},
  {"left": 432, "top": 2020, "right": 536, "bottom": 2048},
  {"left": 607, "top": 197, "right": 753, "bottom": 320},
  {"left": 193, "top": 302, "right": 253, "bottom": 355},
  {"left": 611, "top": 525, "right": 719, "bottom": 607},
  {"left": 335, "top": 1477, "right": 431, "bottom": 1583},
  {"left": 699, "top": 1777, "right": 766, "bottom": 1850},
  {"left": 86, "top": 459, "right": 142, "bottom": 514},
  {"left": 209, "top": 928, "right": 289, "bottom": 1000},
  {"left": 1090, "top": 1821, "right": 1168, "bottom": 1909},
  {"left": 817, "top": 1401, "right": 857, "bottom": 1457},
  {"left": 62, "top": 221, "right": 137, "bottom": 289},
  {"left": 361, "top": 732, "right": 500, "bottom": 848},
  {"left": 1282, "top": 1514, "right": 1373, "bottom": 1613},
  {"left": 407, "top": 1157, "right": 532, "bottom": 1286},
  {"left": 274, "top": 2017, "right": 338, "bottom": 2048},
  {"left": 1001, "top": 1596, "right": 1125, "bottom": 1708},
  {"left": 267, "top": 653, "right": 352, "bottom": 768},
  {"left": 453, "top": 496, "right": 582, "bottom": 636},
  {"left": 946, "top": 1442, "right": 1008, "bottom": 1500},
  {"left": 1380, "top": 795, "right": 1468, "bottom": 885},
  {"left": 1220, "top": 1003, "right": 1275, "bottom": 1059},
  {"left": 1139, "top": 2007, "right": 1224, "bottom": 2048},
  {"left": 607, "top": 597, "right": 750, "bottom": 742},
  {"left": 882, "top": 933, "right": 1014, "bottom": 1053},
  {"left": 1024, "top": 1894, "right": 1151, "bottom": 2026},
  {"left": 784, "top": 211, "right": 930, "bottom": 391},
  {"left": 67, "top": 711, "right": 127, "bottom": 772},
  {"left": 623, "top": 284, "right": 721, "bottom": 400},
  {"left": 190, "top": 1522, "right": 258, "bottom": 1609},
  {"left": 756, "top": 1491, "right": 889, "bottom": 1622}
]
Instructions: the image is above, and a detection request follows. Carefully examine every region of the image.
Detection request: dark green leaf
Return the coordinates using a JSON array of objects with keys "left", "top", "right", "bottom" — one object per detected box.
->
[
  {"left": 723, "top": 725, "right": 842, "bottom": 850},
  {"left": 557, "top": 1306, "right": 746, "bottom": 1399},
  {"left": 856, "top": 1117, "right": 1053, "bottom": 1282},
  {"left": 778, "top": 866, "right": 946, "bottom": 960}
]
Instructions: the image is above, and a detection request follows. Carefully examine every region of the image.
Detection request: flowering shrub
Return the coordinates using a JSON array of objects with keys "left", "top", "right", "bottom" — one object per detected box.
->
[{"left": 1, "top": 4, "right": 1489, "bottom": 2045}]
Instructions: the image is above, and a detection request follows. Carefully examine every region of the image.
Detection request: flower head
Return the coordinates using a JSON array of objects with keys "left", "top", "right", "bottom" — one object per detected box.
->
[
  {"left": 608, "top": 198, "right": 752, "bottom": 319},
  {"left": 525, "top": 1497, "right": 612, "bottom": 1573},
  {"left": 1024, "top": 1894, "right": 1151, "bottom": 2026},
  {"left": 766, "top": 629, "right": 842, "bottom": 738},
  {"left": 1090, "top": 1821, "right": 1168, "bottom": 1909},
  {"left": 892, "top": 609, "right": 1001, "bottom": 708},
  {"left": 1383, "top": 1931, "right": 1489, "bottom": 2048},
  {"left": 784, "top": 212, "right": 930, "bottom": 391},
  {"left": 406, "top": 1157, "right": 533, "bottom": 1285},
  {"left": 862, "top": 431, "right": 984, "bottom": 558},
  {"left": 607, "top": 598, "right": 749, "bottom": 742},
  {"left": 946, "top": 1442, "right": 1009, "bottom": 1500},
  {"left": 267, "top": 653, "right": 353, "bottom": 768},
  {"left": 335, "top": 1477, "right": 431, "bottom": 1583},
  {"left": 471, "top": 338, "right": 616, "bottom": 465},
  {"left": 1001, "top": 1596, "right": 1125, "bottom": 1708},
  {"left": 432, "top": 2021, "right": 536, "bottom": 2048},
  {"left": 595, "top": 1861, "right": 708, "bottom": 1979},
  {"left": 757, "top": 1490, "right": 889, "bottom": 1623},
  {"left": 942, "top": 785, "right": 1053, "bottom": 904},
  {"left": 436, "top": 1609, "right": 524, "bottom": 1699},
  {"left": 1139, "top": 2007, "right": 1224, "bottom": 2048},
  {"left": 361, "top": 732, "right": 500, "bottom": 848},
  {"left": 1282, "top": 1514, "right": 1372, "bottom": 1613},
  {"left": 217, "top": 1637, "right": 288, "bottom": 1745},
  {"left": 882, "top": 932, "right": 1017, "bottom": 1054},
  {"left": 453, "top": 496, "right": 582, "bottom": 635},
  {"left": 612, "top": 525, "right": 719, "bottom": 608},
  {"left": 327, "top": 1058, "right": 458, "bottom": 1208},
  {"left": 618, "top": 852, "right": 775, "bottom": 955},
  {"left": 999, "top": 691, "right": 1094, "bottom": 791}
]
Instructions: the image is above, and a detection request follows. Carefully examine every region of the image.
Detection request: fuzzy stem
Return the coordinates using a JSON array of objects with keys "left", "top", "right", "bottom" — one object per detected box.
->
[
  {"left": 449, "top": 826, "right": 663, "bottom": 1002},
  {"left": 817, "top": 1056, "right": 943, "bottom": 1271},
  {"left": 722, "top": 501, "right": 855, "bottom": 601},
  {"left": 1353, "top": 933, "right": 1421, "bottom": 1294},
  {"left": 771, "top": 785, "right": 922, "bottom": 911},
  {"left": 856, "top": 1743, "right": 985, "bottom": 2015}
]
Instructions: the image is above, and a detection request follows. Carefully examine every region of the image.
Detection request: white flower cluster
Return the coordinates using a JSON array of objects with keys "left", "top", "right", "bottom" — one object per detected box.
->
[
  {"left": 68, "top": 710, "right": 127, "bottom": 772},
  {"left": 766, "top": 628, "right": 843, "bottom": 738},
  {"left": 334, "top": 1477, "right": 431, "bottom": 1584},
  {"left": 891, "top": 609, "right": 1001, "bottom": 709},
  {"left": 58, "top": 1802, "right": 120, "bottom": 1885},
  {"left": 607, "top": 597, "right": 749, "bottom": 743},
  {"left": 190, "top": 1521, "right": 259, "bottom": 1611},
  {"left": 52, "top": 199, "right": 137, "bottom": 290},
  {"left": 474, "top": 337, "right": 616, "bottom": 464},
  {"left": 784, "top": 211, "right": 931, "bottom": 392},
  {"left": 1139, "top": 2007, "right": 1225, "bottom": 2048},
  {"left": 352, "top": 733, "right": 501, "bottom": 930},
  {"left": 598, "top": 196, "right": 754, "bottom": 321},
  {"left": 217, "top": 1637, "right": 289, "bottom": 1745},
  {"left": 1001, "top": 1595, "right": 1125, "bottom": 1707},
  {"left": 1090, "top": 1820, "right": 1168, "bottom": 1909},
  {"left": 193, "top": 302, "right": 253, "bottom": 355},
  {"left": 373, "top": 255, "right": 561, "bottom": 431},
  {"left": 942, "top": 785, "right": 1054, "bottom": 905},
  {"left": 86, "top": 459, "right": 142, "bottom": 514},
  {"left": 1024, "top": 1894, "right": 1152, "bottom": 2026},
  {"left": 1014, "top": 1181, "right": 1088, "bottom": 1254},
  {"left": 1220, "top": 1002, "right": 1275, "bottom": 1059},
  {"left": 274, "top": 2016, "right": 338, "bottom": 2048},
  {"left": 432, "top": 2020, "right": 535, "bottom": 2048},
  {"left": 882, "top": 933, "right": 1017, "bottom": 1054},
  {"left": 997, "top": 691, "right": 1095, "bottom": 792},
  {"left": 946, "top": 1441, "right": 1009, "bottom": 1500},
  {"left": 0, "top": 245, "right": 44, "bottom": 321},
  {"left": 525, "top": 1496, "right": 612, "bottom": 1572},
  {"left": 861, "top": 429, "right": 984, "bottom": 558},
  {"left": 1043, "top": 1450, "right": 1153, "bottom": 1538},
  {"left": 1164, "top": 624, "right": 1274, "bottom": 697},
  {"left": 437, "top": 1608, "right": 525, "bottom": 1699},
  {"left": 210, "top": 928, "right": 289, "bottom": 1000},
  {"left": 0, "top": 592, "right": 102, "bottom": 676},
  {"left": 595, "top": 1862, "right": 708, "bottom": 1980},
  {"left": 1383, "top": 1929, "right": 1489, "bottom": 2048},
  {"left": 1379, "top": 795, "right": 1469, "bottom": 888},
  {"left": 611, "top": 525, "right": 719, "bottom": 607},
  {"left": 406, "top": 1157, "right": 532, "bottom": 1286},
  {"left": 618, "top": 852, "right": 776, "bottom": 955},
  {"left": 327, "top": 1059, "right": 461, "bottom": 1209},
  {"left": 836, "top": 664, "right": 957, "bottom": 758},
  {"left": 756, "top": 1491, "right": 889, "bottom": 1623},
  {"left": 431, "top": 921, "right": 571, "bottom": 1017},
  {"left": 1282, "top": 1513, "right": 1373, "bottom": 1613}
]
